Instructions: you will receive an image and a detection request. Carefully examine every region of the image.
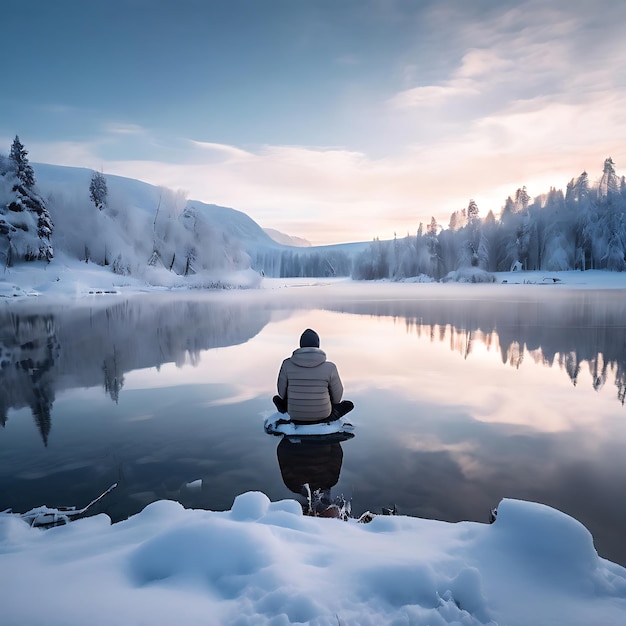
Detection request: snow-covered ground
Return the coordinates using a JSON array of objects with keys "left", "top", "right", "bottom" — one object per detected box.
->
[
  {"left": 2, "top": 251, "right": 626, "bottom": 301},
  {"left": 1, "top": 262, "right": 626, "bottom": 624},
  {"left": 1, "top": 491, "right": 625, "bottom": 626},
  {"left": 0, "top": 252, "right": 262, "bottom": 299}
]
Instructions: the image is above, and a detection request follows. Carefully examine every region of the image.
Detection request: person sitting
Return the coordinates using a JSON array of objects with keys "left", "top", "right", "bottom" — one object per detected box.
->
[{"left": 273, "top": 328, "right": 354, "bottom": 424}]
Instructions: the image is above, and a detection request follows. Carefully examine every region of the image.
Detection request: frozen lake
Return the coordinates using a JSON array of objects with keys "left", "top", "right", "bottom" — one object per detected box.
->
[{"left": 1, "top": 280, "right": 625, "bottom": 566}]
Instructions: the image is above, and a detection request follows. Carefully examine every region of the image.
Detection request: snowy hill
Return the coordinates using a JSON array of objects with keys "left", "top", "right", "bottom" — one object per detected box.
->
[
  {"left": 34, "top": 162, "right": 278, "bottom": 248},
  {"left": 188, "top": 200, "right": 277, "bottom": 246},
  {"left": 25, "top": 163, "right": 363, "bottom": 283}
]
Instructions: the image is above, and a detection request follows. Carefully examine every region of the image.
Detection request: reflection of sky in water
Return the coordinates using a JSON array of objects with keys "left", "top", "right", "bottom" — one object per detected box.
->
[
  {"left": 127, "top": 305, "right": 622, "bottom": 434},
  {"left": 0, "top": 286, "right": 625, "bottom": 566},
  {"left": 107, "top": 307, "right": 626, "bottom": 566}
]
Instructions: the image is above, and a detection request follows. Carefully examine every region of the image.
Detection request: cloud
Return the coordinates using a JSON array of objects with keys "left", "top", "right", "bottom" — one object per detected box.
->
[
  {"left": 389, "top": 0, "right": 626, "bottom": 118},
  {"left": 31, "top": 98, "right": 626, "bottom": 246},
  {"left": 32, "top": 140, "right": 105, "bottom": 168},
  {"left": 373, "top": 0, "right": 626, "bottom": 215},
  {"left": 38, "top": 103, "right": 80, "bottom": 115},
  {"left": 389, "top": 45, "right": 513, "bottom": 110},
  {"left": 456, "top": 48, "right": 514, "bottom": 80},
  {"left": 389, "top": 82, "right": 478, "bottom": 109},
  {"left": 21, "top": 1, "right": 626, "bottom": 245},
  {"left": 104, "top": 123, "right": 147, "bottom": 136},
  {"left": 188, "top": 140, "right": 253, "bottom": 162}
]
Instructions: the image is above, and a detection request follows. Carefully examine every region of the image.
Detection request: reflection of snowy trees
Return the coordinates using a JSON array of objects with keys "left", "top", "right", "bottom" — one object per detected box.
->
[
  {"left": 0, "top": 297, "right": 273, "bottom": 445},
  {"left": 0, "top": 314, "right": 59, "bottom": 445},
  {"left": 351, "top": 158, "right": 626, "bottom": 281},
  {"left": 327, "top": 294, "right": 626, "bottom": 406},
  {"left": 103, "top": 346, "right": 124, "bottom": 404},
  {"left": 2, "top": 289, "right": 625, "bottom": 449}
]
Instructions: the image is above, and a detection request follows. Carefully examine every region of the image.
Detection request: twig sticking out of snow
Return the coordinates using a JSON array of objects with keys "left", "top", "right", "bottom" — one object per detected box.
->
[{"left": 5, "top": 483, "right": 118, "bottom": 528}]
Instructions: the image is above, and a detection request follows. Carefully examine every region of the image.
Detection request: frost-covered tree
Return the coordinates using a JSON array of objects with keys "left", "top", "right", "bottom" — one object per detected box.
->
[
  {"left": 540, "top": 188, "right": 573, "bottom": 270},
  {"left": 477, "top": 231, "right": 490, "bottom": 270},
  {"left": 427, "top": 216, "right": 439, "bottom": 236},
  {"left": 395, "top": 234, "right": 418, "bottom": 278},
  {"left": 9, "top": 135, "right": 36, "bottom": 188},
  {"left": 455, "top": 199, "right": 481, "bottom": 269},
  {"left": 599, "top": 194, "right": 626, "bottom": 271},
  {"left": 576, "top": 161, "right": 626, "bottom": 271},
  {"left": 514, "top": 187, "right": 530, "bottom": 213},
  {"left": 457, "top": 239, "right": 478, "bottom": 268},
  {"left": 467, "top": 199, "right": 479, "bottom": 223},
  {"left": 350, "top": 157, "right": 626, "bottom": 280},
  {"left": 438, "top": 227, "right": 459, "bottom": 271},
  {"left": 500, "top": 199, "right": 522, "bottom": 270},
  {"left": 480, "top": 210, "right": 500, "bottom": 272},
  {"left": 0, "top": 137, "right": 53, "bottom": 265},
  {"left": 566, "top": 171, "right": 590, "bottom": 204},
  {"left": 598, "top": 157, "right": 619, "bottom": 197},
  {"left": 565, "top": 172, "right": 593, "bottom": 269},
  {"left": 502, "top": 187, "right": 530, "bottom": 221},
  {"left": 425, "top": 217, "right": 442, "bottom": 278},
  {"left": 448, "top": 208, "right": 466, "bottom": 231},
  {"left": 89, "top": 171, "right": 108, "bottom": 210},
  {"left": 352, "top": 237, "right": 391, "bottom": 280}
]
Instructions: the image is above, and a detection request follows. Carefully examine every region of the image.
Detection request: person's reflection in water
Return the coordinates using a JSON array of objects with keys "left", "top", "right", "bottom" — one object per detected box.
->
[{"left": 277, "top": 438, "right": 348, "bottom": 518}]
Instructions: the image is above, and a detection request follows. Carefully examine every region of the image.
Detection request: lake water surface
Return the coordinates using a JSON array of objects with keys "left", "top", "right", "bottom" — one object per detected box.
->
[{"left": 1, "top": 281, "right": 625, "bottom": 566}]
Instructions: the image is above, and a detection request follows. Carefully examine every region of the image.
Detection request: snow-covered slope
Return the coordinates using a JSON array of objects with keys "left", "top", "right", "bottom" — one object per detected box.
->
[
  {"left": 187, "top": 200, "right": 277, "bottom": 246},
  {"left": 34, "top": 163, "right": 164, "bottom": 217},
  {"left": 264, "top": 227, "right": 312, "bottom": 247},
  {"left": 27, "top": 163, "right": 271, "bottom": 282},
  {"left": 29, "top": 163, "right": 364, "bottom": 281},
  {"left": 34, "top": 162, "right": 278, "bottom": 245}
]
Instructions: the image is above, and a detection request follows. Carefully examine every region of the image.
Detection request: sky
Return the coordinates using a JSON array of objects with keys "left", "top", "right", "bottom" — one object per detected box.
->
[{"left": 3, "top": 0, "right": 626, "bottom": 245}]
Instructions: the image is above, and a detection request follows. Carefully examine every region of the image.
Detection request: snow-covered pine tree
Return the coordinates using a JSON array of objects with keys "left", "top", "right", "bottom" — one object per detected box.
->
[
  {"left": 564, "top": 172, "right": 593, "bottom": 269},
  {"left": 0, "top": 137, "right": 54, "bottom": 264},
  {"left": 513, "top": 187, "right": 530, "bottom": 213},
  {"left": 566, "top": 171, "right": 590, "bottom": 204},
  {"left": 541, "top": 188, "right": 573, "bottom": 270},
  {"left": 448, "top": 209, "right": 465, "bottom": 231},
  {"left": 89, "top": 171, "right": 108, "bottom": 210},
  {"left": 427, "top": 216, "right": 439, "bottom": 236},
  {"left": 459, "top": 199, "right": 481, "bottom": 268},
  {"left": 598, "top": 157, "right": 619, "bottom": 197},
  {"left": 426, "top": 217, "right": 442, "bottom": 278},
  {"left": 9, "top": 136, "right": 36, "bottom": 188},
  {"left": 602, "top": 194, "right": 626, "bottom": 271},
  {"left": 467, "top": 199, "right": 479, "bottom": 222}
]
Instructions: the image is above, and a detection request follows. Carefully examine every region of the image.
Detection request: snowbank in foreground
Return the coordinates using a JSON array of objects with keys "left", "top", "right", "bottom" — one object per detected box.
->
[{"left": 1, "top": 493, "right": 625, "bottom": 626}]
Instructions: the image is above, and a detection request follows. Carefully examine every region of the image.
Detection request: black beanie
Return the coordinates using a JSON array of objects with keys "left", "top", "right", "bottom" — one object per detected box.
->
[{"left": 300, "top": 328, "right": 320, "bottom": 348}]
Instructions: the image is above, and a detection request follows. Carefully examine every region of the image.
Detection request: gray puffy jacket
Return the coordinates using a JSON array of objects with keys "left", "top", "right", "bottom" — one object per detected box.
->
[{"left": 277, "top": 347, "right": 344, "bottom": 422}]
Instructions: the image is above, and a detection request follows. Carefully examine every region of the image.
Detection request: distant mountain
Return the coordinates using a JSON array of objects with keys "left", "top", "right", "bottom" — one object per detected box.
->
[{"left": 263, "top": 228, "right": 311, "bottom": 247}]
